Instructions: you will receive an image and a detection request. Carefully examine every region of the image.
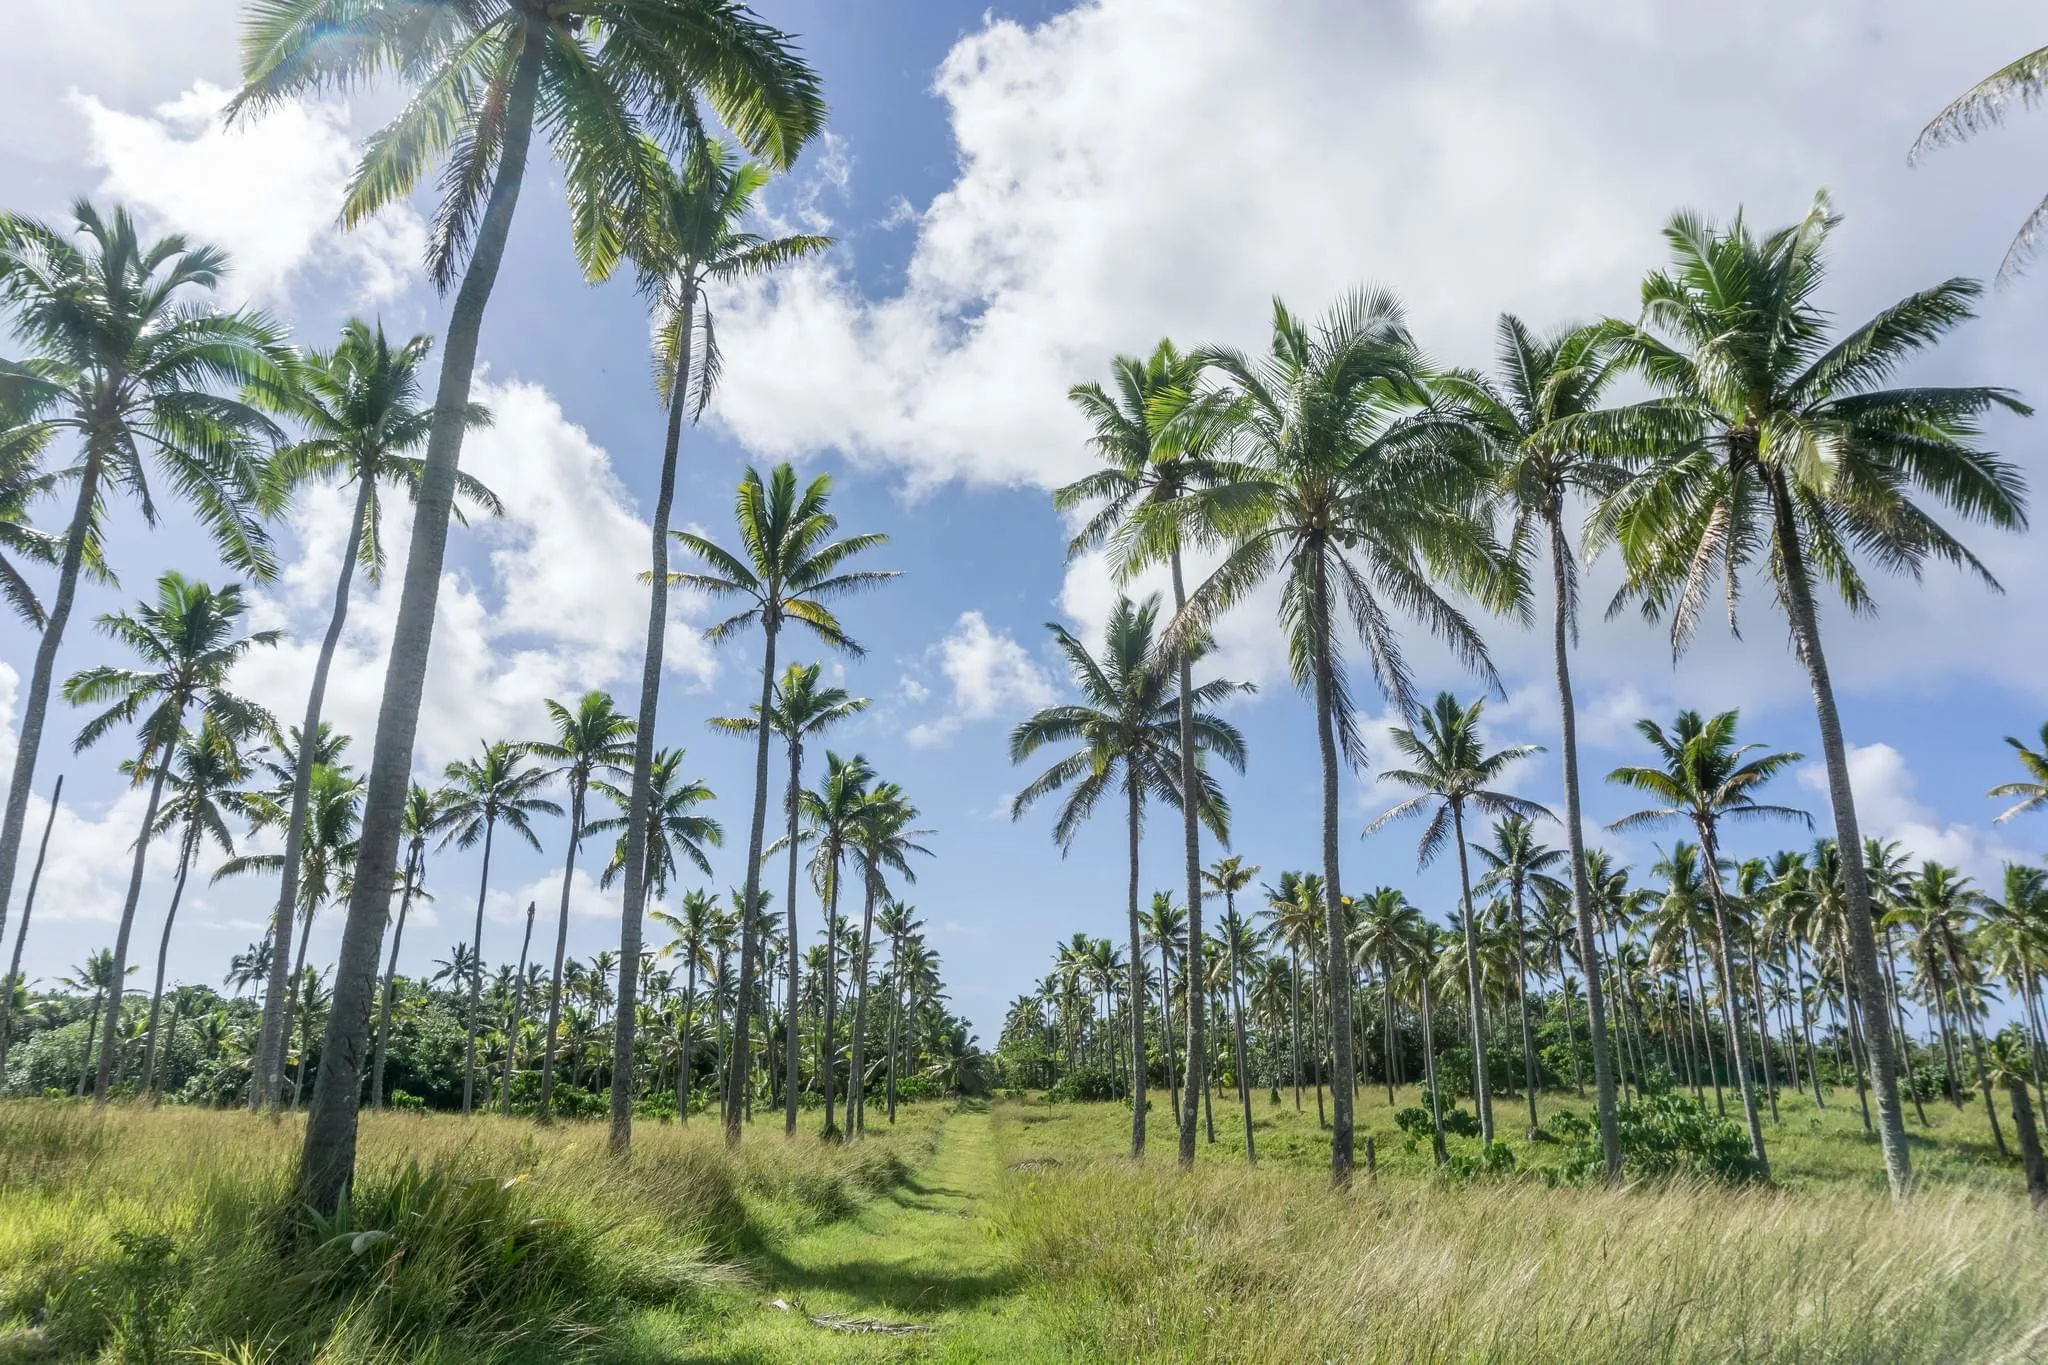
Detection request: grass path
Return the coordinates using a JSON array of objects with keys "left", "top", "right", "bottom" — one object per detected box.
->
[{"left": 637, "top": 1103, "right": 1070, "bottom": 1363}]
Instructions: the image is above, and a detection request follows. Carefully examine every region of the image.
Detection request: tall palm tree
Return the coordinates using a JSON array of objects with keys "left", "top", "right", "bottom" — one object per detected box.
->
[
  {"left": 1178, "top": 290, "right": 1504, "bottom": 1183},
  {"left": 712, "top": 663, "right": 866, "bottom": 1135},
  {"left": 607, "top": 141, "right": 831, "bottom": 1154},
  {"left": 370, "top": 782, "right": 440, "bottom": 1110},
  {"left": 1204, "top": 855, "right": 1260, "bottom": 1159},
  {"left": 1583, "top": 194, "right": 2027, "bottom": 1196},
  {"left": 1990, "top": 724, "right": 2048, "bottom": 826},
  {"left": 877, "top": 899, "right": 924, "bottom": 1123},
  {"left": 1261, "top": 873, "right": 1324, "bottom": 1115},
  {"left": 1142, "top": 891, "right": 1189, "bottom": 1126},
  {"left": 237, "top": 0, "right": 826, "bottom": 1214},
  {"left": 0, "top": 202, "right": 285, "bottom": 1012},
  {"left": 653, "top": 889, "right": 720, "bottom": 1119},
  {"left": 1058, "top": 338, "right": 1227, "bottom": 1166},
  {"left": 251, "top": 320, "right": 496, "bottom": 1109},
  {"left": 846, "top": 783, "right": 932, "bottom": 1138},
  {"left": 1980, "top": 863, "right": 2048, "bottom": 1111},
  {"left": 64, "top": 574, "right": 277, "bottom": 1102},
  {"left": 519, "top": 692, "right": 634, "bottom": 1119},
  {"left": 1474, "top": 813, "right": 1568, "bottom": 1137},
  {"left": 137, "top": 721, "right": 259, "bottom": 1099},
  {"left": 1010, "top": 595, "right": 1247, "bottom": 1157},
  {"left": 1368, "top": 693, "right": 1547, "bottom": 1144},
  {"left": 1608, "top": 710, "right": 1809, "bottom": 1176},
  {"left": 1912, "top": 46, "right": 2048, "bottom": 281},
  {"left": 61, "top": 949, "right": 130, "bottom": 1096},
  {"left": 437, "top": 742, "right": 559, "bottom": 1116},
  {"left": 801, "top": 751, "right": 874, "bottom": 1138},
  {"left": 1216, "top": 904, "right": 1262, "bottom": 1164},
  {"left": 670, "top": 464, "right": 894, "bottom": 1146},
  {"left": 1441, "top": 314, "right": 1627, "bottom": 1174},
  {"left": 1893, "top": 863, "right": 2006, "bottom": 1152}
]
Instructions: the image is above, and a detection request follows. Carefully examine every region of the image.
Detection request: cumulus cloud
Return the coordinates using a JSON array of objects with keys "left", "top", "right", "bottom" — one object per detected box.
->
[
  {"left": 70, "top": 81, "right": 426, "bottom": 307},
  {"left": 905, "top": 611, "right": 1056, "bottom": 747},
  {"left": 1799, "top": 743, "right": 2034, "bottom": 885}
]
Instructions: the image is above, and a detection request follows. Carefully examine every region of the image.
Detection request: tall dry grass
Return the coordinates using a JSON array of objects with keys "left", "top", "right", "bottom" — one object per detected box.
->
[
  {"left": 0, "top": 1100, "right": 940, "bottom": 1363},
  {"left": 994, "top": 1108, "right": 2048, "bottom": 1363}
]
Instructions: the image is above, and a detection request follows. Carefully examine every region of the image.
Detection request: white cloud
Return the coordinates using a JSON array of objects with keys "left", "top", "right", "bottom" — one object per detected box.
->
[
  {"left": 905, "top": 610, "right": 1056, "bottom": 747},
  {"left": 70, "top": 80, "right": 425, "bottom": 306},
  {"left": 1799, "top": 743, "right": 2033, "bottom": 885}
]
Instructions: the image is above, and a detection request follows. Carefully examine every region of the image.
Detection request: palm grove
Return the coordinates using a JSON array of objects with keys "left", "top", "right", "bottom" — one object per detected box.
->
[
  {"left": 0, "top": 0, "right": 2042, "bottom": 1223},
  {"left": 0, "top": 0, "right": 991, "bottom": 1219}
]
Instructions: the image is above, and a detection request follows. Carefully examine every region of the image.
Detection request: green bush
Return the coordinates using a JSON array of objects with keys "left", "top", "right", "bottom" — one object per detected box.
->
[
  {"left": 1046, "top": 1067, "right": 1117, "bottom": 1103},
  {"left": 1561, "top": 1093, "right": 1761, "bottom": 1183}
]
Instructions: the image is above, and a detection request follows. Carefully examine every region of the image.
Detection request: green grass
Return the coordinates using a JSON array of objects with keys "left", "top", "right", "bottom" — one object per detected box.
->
[{"left": 4, "top": 1087, "right": 2043, "bottom": 1362}]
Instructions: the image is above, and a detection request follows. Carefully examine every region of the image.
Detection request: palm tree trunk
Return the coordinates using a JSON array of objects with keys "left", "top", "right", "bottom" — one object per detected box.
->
[
  {"left": 368, "top": 847, "right": 417, "bottom": 1110},
  {"left": 1747, "top": 948, "right": 1780, "bottom": 1124},
  {"left": 298, "top": 30, "right": 547, "bottom": 1216},
  {"left": 2006, "top": 1080, "right": 2048, "bottom": 1213},
  {"left": 782, "top": 730, "right": 804, "bottom": 1136},
  {"left": 1310, "top": 560, "right": 1355, "bottom": 1185},
  {"left": 1169, "top": 549, "right": 1205, "bottom": 1169},
  {"left": 849, "top": 863, "right": 885, "bottom": 1139},
  {"left": 1697, "top": 829, "right": 1768, "bottom": 1175},
  {"left": 678, "top": 953, "right": 699, "bottom": 1118},
  {"left": 95, "top": 738, "right": 176, "bottom": 1103},
  {"left": 1449, "top": 803, "right": 1492, "bottom": 1144},
  {"left": 1160, "top": 941, "right": 1181, "bottom": 1133},
  {"left": 500, "top": 899, "right": 535, "bottom": 1114},
  {"left": 1511, "top": 879, "right": 1540, "bottom": 1138},
  {"left": 0, "top": 775, "right": 63, "bottom": 1084},
  {"left": 1230, "top": 935, "right": 1255, "bottom": 1165},
  {"left": 255, "top": 474, "right": 374, "bottom": 1111},
  {"left": 885, "top": 929, "right": 901, "bottom": 1123},
  {"left": 725, "top": 620, "right": 780, "bottom": 1146},
  {"left": 77, "top": 988, "right": 102, "bottom": 1096},
  {"left": 140, "top": 826, "right": 198, "bottom": 1099},
  {"left": 1769, "top": 480, "right": 1911, "bottom": 1197},
  {"left": 1961, "top": 998, "right": 2007, "bottom": 1155},
  {"left": 1123, "top": 779, "right": 1147, "bottom": 1158},
  {"left": 1794, "top": 940, "right": 1825, "bottom": 1108},
  {"left": 1883, "top": 935, "right": 1930, "bottom": 1125},
  {"left": 610, "top": 287, "right": 696, "bottom": 1154},
  {"left": 1420, "top": 969, "right": 1447, "bottom": 1165},
  {"left": 820, "top": 853, "right": 844, "bottom": 1137},
  {"left": 540, "top": 782, "right": 586, "bottom": 1119},
  {"left": 1289, "top": 948, "right": 1303, "bottom": 1112},
  {"left": 462, "top": 820, "right": 498, "bottom": 1117},
  {"left": 1845, "top": 973, "right": 1875, "bottom": 1135},
  {"left": 0, "top": 452, "right": 101, "bottom": 1015},
  {"left": 1382, "top": 955, "right": 1397, "bottom": 1105}
]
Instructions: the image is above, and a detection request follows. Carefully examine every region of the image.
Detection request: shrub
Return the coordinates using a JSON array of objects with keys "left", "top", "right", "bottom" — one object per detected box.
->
[
  {"left": 1046, "top": 1067, "right": 1117, "bottom": 1103},
  {"left": 1561, "top": 1093, "right": 1761, "bottom": 1184}
]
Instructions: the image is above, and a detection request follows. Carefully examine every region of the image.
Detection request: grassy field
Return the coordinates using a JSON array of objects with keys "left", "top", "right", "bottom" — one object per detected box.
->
[{"left": 2, "top": 1087, "right": 2044, "bottom": 1362}]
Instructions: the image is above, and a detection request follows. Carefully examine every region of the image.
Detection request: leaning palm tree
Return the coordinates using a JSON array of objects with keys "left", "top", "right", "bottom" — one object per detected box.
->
[
  {"left": 64, "top": 573, "right": 277, "bottom": 1102},
  {"left": 1607, "top": 710, "right": 1809, "bottom": 1177},
  {"left": 235, "top": 0, "right": 826, "bottom": 1213},
  {"left": 606, "top": 140, "right": 831, "bottom": 1154},
  {"left": 251, "top": 320, "right": 495, "bottom": 1109},
  {"left": 1010, "top": 594, "right": 1248, "bottom": 1157},
  {"left": 1990, "top": 724, "right": 2048, "bottom": 826},
  {"left": 1367, "top": 693, "right": 1547, "bottom": 1145},
  {"left": 520, "top": 692, "right": 633, "bottom": 1119},
  {"left": 437, "top": 742, "right": 559, "bottom": 1116},
  {"left": 712, "top": 662, "right": 867, "bottom": 1135},
  {"left": 370, "top": 782, "right": 440, "bottom": 1110},
  {"left": 1177, "top": 290, "right": 1505, "bottom": 1183},
  {"left": 0, "top": 202, "right": 285, "bottom": 1007},
  {"left": 670, "top": 463, "right": 895, "bottom": 1146},
  {"left": 137, "top": 721, "right": 259, "bottom": 1099},
  {"left": 1911, "top": 45, "right": 2048, "bottom": 281},
  {"left": 1582, "top": 194, "right": 2027, "bottom": 1196},
  {"left": 1059, "top": 338, "right": 1229, "bottom": 1165},
  {"left": 1440, "top": 314, "right": 1627, "bottom": 1174}
]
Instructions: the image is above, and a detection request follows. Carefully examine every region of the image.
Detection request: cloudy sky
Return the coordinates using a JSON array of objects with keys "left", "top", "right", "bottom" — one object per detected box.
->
[{"left": 3, "top": 1, "right": 2046, "bottom": 1041}]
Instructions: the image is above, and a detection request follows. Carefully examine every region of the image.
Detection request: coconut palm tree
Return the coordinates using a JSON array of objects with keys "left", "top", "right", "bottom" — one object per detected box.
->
[
  {"left": 1990, "top": 725, "right": 2048, "bottom": 826},
  {"left": 251, "top": 321, "right": 496, "bottom": 1109},
  {"left": 1582, "top": 194, "right": 2028, "bottom": 1196},
  {"left": 1911, "top": 45, "right": 2048, "bottom": 281},
  {"left": 1010, "top": 594, "right": 1248, "bottom": 1157},
  {"left": 877, "top": 899, "right": 925, "bottom": 1122},
  {"left": 1178, "top": 290, "right": 1504, "bottom": 1183},
  {"left": 437, "top": 742, "right": 559, "bottom": 1116},
  {"left": 712, "top": 663, "right": 866, "bottom": 1135},
  {"left": 1261, "top": 873, "right": 1325, "bottom": 1116},
  {"left": 137, "top": 721, "right": 259, "bottom": 1099},
  {"left": 653, "top": 889, "right": 720, "bottom": 1119},
  {"left": 370, "top": 782, "right": 440, "bottom": 1110},
  {"left": 607, "top": 141, "right": 831, "bottom": 1154},
  {"left": 0, "top": 443, "right": 61, "bottom": 633},
  {"left": 64, "top": 574, "right": 277, "bottom": 1102},
  {"left": 1608, "top": 710, "right": 1809, "bottom": 1176},
  {"left": 236, "top": 0, "right": 826, "bottom": 1213},
  {"left": 1474, "top": 813, "right": 1568, "bottom": 1137},
  {"left": 61, "top": 949, "right": 131, "bottom": 1096},
  {"left": 0, "top": 203, "right": 285, "bottom": 1014},
  {"left": 1059, "top": 338, "right": 1230, "bottom": 1165},
  {"left": 846, "top": 784, "right": 932, "bottom": 1138},
  {"left": 801, "top": 751, "right": 874, "bottom": 1138},
  {"left": 517, "top": 692, "right": 633, "bottom": 1119},
  {"left": 670, "top": 464, "right": 895, "bottom": 1146},
  {"left": 1440, "top": 314, "right": 1628, "bottom": 1172},
  {"left": 1892, "top": 863, "right": 2006, "bottom": 1154},
  {"left": 0, "top": 774, "right": 62, "bottom": 1085},
  {"left": 1216, "top": 904, "right": 1262, "bottom": 1163},
  {"left": 1982, "top": 1032, "right": 2048, "bottom": 1211},
  {"left": 1980, "top": 863, "right": 2048, "bottom": 1110},
  {"left": 1368, "top": 693, "right": 1547, "bottom": 1144},
  {"left": 1142, "top": 891, "right": 1189, "bottom": 1126}
]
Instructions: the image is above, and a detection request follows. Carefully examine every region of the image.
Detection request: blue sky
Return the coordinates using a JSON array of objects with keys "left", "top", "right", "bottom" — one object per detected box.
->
[{"left": 4, "top": 0, "right": 2048, "bottom": 1043}]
